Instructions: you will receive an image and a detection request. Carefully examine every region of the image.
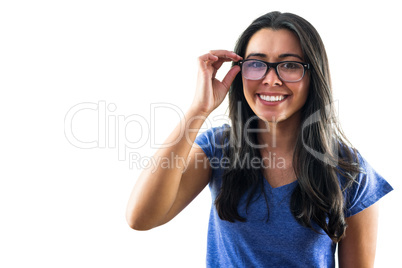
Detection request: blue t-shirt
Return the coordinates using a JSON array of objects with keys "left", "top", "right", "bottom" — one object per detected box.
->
[{"left": 194, "top": 124, "right": 393, "bottom": 268}]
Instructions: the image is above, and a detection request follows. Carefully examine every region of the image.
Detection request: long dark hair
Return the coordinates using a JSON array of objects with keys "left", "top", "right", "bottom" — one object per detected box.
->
[{"left": 215, "top": 11, "right": 361, "bottom": 242}]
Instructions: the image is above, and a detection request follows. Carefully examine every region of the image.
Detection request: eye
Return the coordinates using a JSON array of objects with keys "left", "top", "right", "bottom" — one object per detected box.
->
[
  {"left": 245, "top": 60, "right": 266, "bottom": 69},
  {"left": 280, "top": 62, "right": 302, "bottom": 70}
]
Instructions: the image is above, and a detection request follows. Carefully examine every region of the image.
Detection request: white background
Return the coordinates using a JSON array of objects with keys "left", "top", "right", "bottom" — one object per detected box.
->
[{"left": 1, "top": 0, "right": 401, "bottom": 267}]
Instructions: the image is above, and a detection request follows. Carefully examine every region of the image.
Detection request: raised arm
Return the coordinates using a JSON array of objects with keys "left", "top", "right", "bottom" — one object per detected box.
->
[{"left": 125, "top": 51, "right": 242, "bottom": 230}]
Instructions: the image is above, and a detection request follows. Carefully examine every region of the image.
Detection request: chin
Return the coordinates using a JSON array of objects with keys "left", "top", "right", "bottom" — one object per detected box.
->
[{"left": 255, "top": 111, "right": 289, "bottom": 123}]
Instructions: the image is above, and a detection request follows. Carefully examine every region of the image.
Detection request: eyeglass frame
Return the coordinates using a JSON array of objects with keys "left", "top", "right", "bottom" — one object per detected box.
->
[{"left": 238, "top": 59, "right": 310, "bottom": 82}]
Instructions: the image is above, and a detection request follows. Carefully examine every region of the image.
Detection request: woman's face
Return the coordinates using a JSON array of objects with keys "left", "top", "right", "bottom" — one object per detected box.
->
[{"left": 243, "top": 28, "right": 310, "bottom": 123}]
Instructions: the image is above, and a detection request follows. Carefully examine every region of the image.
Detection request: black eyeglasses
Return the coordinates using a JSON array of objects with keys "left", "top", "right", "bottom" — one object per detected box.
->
[{"left": 238, "top": 59, "right": 310, "bottom": 82}]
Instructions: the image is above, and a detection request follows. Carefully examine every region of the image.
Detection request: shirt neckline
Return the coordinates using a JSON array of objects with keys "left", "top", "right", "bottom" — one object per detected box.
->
[{"left": 263, "top": 177, "right": 298, "bottom": 190}]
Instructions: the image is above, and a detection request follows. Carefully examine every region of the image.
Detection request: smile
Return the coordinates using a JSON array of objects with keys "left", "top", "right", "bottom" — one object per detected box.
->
[{"left": 258, "top": 94, "right": 287, "bottom": 102}]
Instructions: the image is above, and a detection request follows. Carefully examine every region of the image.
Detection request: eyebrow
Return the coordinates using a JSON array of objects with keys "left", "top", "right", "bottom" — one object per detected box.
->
[
  {"left": 246, "top": 52, "right": 304, "bottom": 61},
  {"left": 246, "top": 53, "right": 267, "bottom": 59}
]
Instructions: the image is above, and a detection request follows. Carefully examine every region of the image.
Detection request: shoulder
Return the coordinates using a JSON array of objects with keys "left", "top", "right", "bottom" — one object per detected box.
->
[
  {"left": 340, "top": 149, "right": 393, "bottom": 217},
  {"left": 195, "top": 124, "right": 230, "bottom": 144},
  {"left": 194, "top": 124, "right": 231, "bottom": 159},
  {"left": 193, "top": 124, "right": 232, "bottom": 187}
]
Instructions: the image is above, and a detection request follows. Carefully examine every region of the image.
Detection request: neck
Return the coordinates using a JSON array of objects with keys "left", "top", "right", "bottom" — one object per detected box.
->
[{"left": 257, "top": 113, "right": 301, "bottom": 155}]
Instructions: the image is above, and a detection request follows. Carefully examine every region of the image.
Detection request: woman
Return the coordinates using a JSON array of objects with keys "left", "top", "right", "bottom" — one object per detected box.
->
[{"left": 126, "top": 11, "right": 393, "bottom": 267}]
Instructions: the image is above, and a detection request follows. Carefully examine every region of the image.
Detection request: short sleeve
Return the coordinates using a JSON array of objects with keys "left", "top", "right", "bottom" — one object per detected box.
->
[
  {"left": 344, "top": 153, "right": 393, "bottom": 217},
  {"left": 194, "top": 124, "right": 230, "bottom": 160}
]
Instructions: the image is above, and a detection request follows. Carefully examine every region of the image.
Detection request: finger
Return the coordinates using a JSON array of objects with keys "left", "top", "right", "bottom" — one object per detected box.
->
[
  {"left": 210, "top": 51, "right": 242, "bottom": 77},
  {"left": 198, "top": 53, "right": 219, "bottom": 65},
  {"left": 211, "top": 60, "right": 225, "bottom": 72},
  {"left": 209, "top": 50, "right": 242, "bottom": 62},
  {"left": 221, "top": 65, "right": 241, "bottom": 90},
  {"left": 211, "top": 58, "right": 234, "bottom": 77}
]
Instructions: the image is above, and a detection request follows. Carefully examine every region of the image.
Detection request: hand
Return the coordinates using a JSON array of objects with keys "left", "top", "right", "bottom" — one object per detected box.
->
[{"left": 192, "top": 50, "right": 242, "bottom": 115}]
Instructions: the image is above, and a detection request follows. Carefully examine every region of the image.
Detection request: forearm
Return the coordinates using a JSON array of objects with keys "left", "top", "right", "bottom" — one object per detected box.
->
[{"left": 125, "top": 107, "right": 209, "bottom": 230}]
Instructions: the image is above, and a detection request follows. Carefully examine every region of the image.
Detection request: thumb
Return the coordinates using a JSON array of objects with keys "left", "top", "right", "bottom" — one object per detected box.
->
[{"left": 221, "top": 65, "right": 241, "bottom": 90}]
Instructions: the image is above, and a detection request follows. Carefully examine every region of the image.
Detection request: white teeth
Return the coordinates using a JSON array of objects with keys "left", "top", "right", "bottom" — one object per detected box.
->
[{"left": 259, "top": 94, "right": 285, "bottom": 102}]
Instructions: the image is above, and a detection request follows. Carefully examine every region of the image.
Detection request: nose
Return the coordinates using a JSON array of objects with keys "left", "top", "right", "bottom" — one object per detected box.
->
[{"left": 262, "top": 67, "right": 282, "bottom": 86}]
